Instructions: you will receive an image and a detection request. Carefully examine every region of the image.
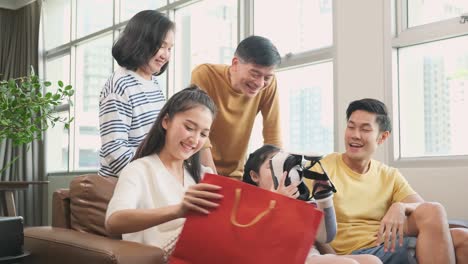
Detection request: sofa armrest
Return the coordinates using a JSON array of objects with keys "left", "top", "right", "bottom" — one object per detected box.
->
[
  {"left": 52, "top": 189, "right": 71, "bottom": 228},
  {"left": 24, "top": 227, "right": 165, "bottom": 264}
]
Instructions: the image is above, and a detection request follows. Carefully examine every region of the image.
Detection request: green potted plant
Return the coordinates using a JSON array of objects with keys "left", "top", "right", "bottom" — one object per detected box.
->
[{"left": 0, "top": 68, "right": 74, "bottom": 175}]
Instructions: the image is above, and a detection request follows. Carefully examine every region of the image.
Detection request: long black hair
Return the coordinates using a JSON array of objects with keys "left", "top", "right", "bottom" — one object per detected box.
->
[
  {"left": 132, "top": 85, "right": 217, "bottom": 182},
  {"left": 112, "top": 10, "right": 174, "bottom": 75}
]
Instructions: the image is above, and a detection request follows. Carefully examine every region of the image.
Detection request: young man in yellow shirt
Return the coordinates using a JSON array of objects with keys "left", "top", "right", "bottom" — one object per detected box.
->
[
  {"left": 315, "top": 98, "right": 468, "bottom": 264},
  {"left": 191, "top": 36, "right": 282, "bottom": 179}
]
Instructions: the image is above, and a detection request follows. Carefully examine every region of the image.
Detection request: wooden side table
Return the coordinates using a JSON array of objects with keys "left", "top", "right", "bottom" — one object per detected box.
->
[{"left": 0, "top": 182, "right": 49, "bottom": 217}]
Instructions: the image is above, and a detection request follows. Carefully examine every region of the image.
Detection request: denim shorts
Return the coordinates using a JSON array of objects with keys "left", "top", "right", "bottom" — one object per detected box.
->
[{"left": 351, "top": 236, "right": 417, "bottom": 264}]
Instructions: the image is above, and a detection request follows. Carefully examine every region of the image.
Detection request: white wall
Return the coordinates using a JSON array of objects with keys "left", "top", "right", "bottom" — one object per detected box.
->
[{"left": 334, "top": 0, "right": 468, "bottom": 219}]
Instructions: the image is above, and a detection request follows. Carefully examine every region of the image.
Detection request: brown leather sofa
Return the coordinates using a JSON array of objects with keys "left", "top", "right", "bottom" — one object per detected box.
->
[
  {"left": 22, "top": 174, "right": 468, "bottom": 264},
  {"left": 23, "top": 174, "right": 165, "bottom": 264}
]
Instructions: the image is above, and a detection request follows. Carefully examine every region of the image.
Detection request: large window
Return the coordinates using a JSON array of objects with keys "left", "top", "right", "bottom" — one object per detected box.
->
[
  {"left": 276, "top": 63, "right": 334, "bottom": 154},
  {"left": 393, "top": 0, "right": 468, "bottom": 159},
  {"left": 74, "top": 35, "right": 113, "bottom": 169},
  {"left": 43, "top": 1, "right": 166, "bottom": 173},
  {"left": 43, "top": 0, "right": 239, "bottom": 173},
  {"left": 254, "top": 0, "right": 332, "bottom": 55},
  {"left": 173, "top": 0, "right": 237, "bottom": 92},
  {"left": 120, "top": 0, "right": 165, "bottom": 23},
  {"left": 43, "top": 0, "right": 334, "bottom": 173},
  {"left": 407, "top": 0, "right": 468, "bottom": 27},
  {"left": 45, "top": 54, "right": 70, "bottom": 172},
  {"left": 252, "top": 0, "right": 334, "bottom": 154},
  {"left": 76, "top": 0, "right": 113, "bottom": 38},
  {"left": 43, "top": 0, "right": 70, "bottom": 50}
]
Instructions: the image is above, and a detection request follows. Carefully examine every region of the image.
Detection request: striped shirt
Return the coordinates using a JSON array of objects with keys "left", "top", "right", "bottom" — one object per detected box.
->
[{"left": 98, "top": 67, "right": 166, "bottom": 177}]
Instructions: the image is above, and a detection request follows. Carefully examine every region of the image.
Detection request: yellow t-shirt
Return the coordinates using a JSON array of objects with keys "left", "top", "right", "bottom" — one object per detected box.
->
[
  {"left": 308, "top": 153, "right": 416, "bottom": 255},
  {"left": 191, "top": 64, "right": 282, "bottom": 178}
]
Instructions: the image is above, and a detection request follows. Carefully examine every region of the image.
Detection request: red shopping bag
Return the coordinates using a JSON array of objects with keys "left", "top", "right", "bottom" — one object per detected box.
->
[{"left": 169, "top": 173, "right": 324, "bottom": 264}]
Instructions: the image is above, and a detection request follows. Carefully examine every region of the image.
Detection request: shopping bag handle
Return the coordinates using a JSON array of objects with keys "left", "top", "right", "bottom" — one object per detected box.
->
[{"left": 230, "top": 188, "right": 277, "bottom": 228}]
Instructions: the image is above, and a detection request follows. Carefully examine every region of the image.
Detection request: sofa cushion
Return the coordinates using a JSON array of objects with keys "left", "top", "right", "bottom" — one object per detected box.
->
[{"left": 69, "top": 174, "right": 119, "bottom": 238}]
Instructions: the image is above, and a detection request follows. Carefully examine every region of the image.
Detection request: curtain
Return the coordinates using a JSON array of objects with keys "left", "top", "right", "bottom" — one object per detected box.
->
[{"left": 0, "top": 0, "right": 44, "bottom": 226}]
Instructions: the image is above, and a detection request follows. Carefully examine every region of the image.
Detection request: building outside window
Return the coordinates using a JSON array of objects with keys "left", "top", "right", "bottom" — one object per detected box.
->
[
  {"left": 393, "top": 0, "right": 468, "bottom": 158},
  {"left": 42, "top": 0, "right": 335, "bottom": 173},
  {"left": 251, "top": 0, "right": 334, "bottom": 155}
]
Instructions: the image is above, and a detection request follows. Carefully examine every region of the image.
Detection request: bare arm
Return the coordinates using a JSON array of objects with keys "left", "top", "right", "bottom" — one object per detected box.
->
[
  {"left": 377, "top": 193, "right": 425, "bottom": 252},
  {"left": 200, "top": 148, "right": 217, "bottom": 174},
  {"left": 106, "top": 205, "right": 180, "bottom": 234},
  {"left": 106, "top": 183, "right": 222, "bottom": 235}
]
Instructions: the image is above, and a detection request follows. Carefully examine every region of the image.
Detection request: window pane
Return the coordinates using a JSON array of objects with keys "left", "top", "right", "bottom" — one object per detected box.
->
[
  {"left": 45, "top": 54, "right": 70, "bottom": 94},
  {"left": 45, "top": 55, "right": 70, "bottom": 172},
  {"left": 408, "top": 0, "right": 468, "bottom": 27},
  {"left": 119, "top": 0, "right": 167, "bottom": 22},
  {"left": 44, "top": 0, "right": 70, "bottom": 49},
  {"left": 398, "top": 36, "right": 468, "bottom": 157},
  {"left": 277, "top": 63, "right": 334, "bottom": 154},
  {"left": 254, "top": 0, "right": 332, "bottom": 55},
  {"left": 77, "top": 0, "right": 113, "bottom": 38},
  {"left": 75, "top": 35, "right": 113, "bottom": 170},
  {"left": 174, "top": 0, "right": 237, "bottom": 91},
  {"left": 46, "top": 111, "right": 70, "bottom": 172}
]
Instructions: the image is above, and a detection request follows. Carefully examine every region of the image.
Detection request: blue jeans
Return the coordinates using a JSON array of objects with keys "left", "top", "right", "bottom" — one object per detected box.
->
[{"left": 351, "top": 237, "right": 417, "bottom": 264}]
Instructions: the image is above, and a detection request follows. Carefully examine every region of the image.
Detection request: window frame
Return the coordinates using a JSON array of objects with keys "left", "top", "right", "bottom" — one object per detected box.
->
[
  {"left": 42, "top": 0, "right": 336, "bottom": 174},
  {"left": 249, "top": 0, "right": 335, "bottom": 154},
  {"left": 387, "top": 0, "right": 468, "bottom": 168}
]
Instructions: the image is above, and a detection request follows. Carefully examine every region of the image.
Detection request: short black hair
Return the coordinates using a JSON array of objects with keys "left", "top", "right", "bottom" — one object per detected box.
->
[
  {"left": 112, "top": 10, "right": 174, "bottom": 75},
  {"left": 234, "top": 36, "right": 281, "bottom": 67},
  {"left": 346, "top": 98, "right": 392, "bottom": 133}
]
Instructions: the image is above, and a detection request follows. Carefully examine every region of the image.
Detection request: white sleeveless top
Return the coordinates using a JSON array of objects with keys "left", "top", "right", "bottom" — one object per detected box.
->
[{"left": 106, "top": 154, "right": 212, "bottom": 249}]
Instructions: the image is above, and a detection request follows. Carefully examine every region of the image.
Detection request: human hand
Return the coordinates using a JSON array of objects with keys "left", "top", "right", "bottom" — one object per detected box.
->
[
  {"left": 376, "top": 202, "right": 407, "bottom": 252},
  {"left": 271, "top": 172, "right": 299, "bottom": 199},
  {"left": 177, "top": 183, "right": 223, "bottom": 217}
]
